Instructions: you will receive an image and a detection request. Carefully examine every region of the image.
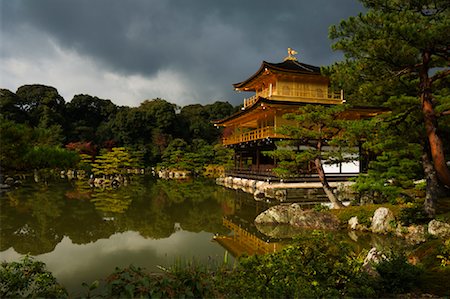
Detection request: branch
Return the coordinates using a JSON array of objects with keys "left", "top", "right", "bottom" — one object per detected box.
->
[
  {"left": 431, "top": 69, "right": 450, "bottom": 83},
  {"left": 439, "top": 110, "right": 450, "bottom": 117},
  {"left": 394, "top": 64, "right": 421, "bottom": 77}
]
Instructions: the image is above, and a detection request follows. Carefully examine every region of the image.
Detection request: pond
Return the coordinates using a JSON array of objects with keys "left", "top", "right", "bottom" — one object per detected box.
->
[
  {"left": 0, "top": 176, "right": 407, "bottom": 296},
  {"left": 0, "top": 176, "right": 272, "bottom": 295}
]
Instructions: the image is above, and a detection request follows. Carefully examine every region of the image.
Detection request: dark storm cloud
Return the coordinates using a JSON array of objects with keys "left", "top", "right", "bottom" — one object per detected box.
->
[{"left": 1, "top": 0, "right": 364, "bottom": 105}]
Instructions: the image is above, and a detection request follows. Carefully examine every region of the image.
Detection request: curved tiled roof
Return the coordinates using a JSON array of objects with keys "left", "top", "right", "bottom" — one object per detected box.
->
[{"left": 233, "top": 60, "right": 322, "bottom": 89}]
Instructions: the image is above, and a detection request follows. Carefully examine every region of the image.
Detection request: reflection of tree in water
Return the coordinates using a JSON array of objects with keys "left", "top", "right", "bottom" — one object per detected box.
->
[
  {"left": 90, "top": 191, "right": 132, "bottom": 214},
  {"left": 0, "top": 177, "right": 235, "bottom": 255},
  {"left": 116, "top": 179, "right": 232, "bottom": 238},
  {"left": 0, "top": 183, "right": 67, "bottom": 255}
]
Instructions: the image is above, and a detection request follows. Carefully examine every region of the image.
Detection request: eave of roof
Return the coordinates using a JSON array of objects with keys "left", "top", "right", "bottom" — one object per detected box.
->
[
  {"left": 213, "top": 98, "right": 390, "bottom": 126},
  {"left": 233, "top": 60, "right": 322, "bottom": 89},
  {"left": 213, "top": 97, "right": 317, "bottom": 126}
]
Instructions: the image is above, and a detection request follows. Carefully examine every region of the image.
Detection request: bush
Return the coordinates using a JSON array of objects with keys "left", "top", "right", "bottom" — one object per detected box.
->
[
  {"left": 375, "top": 252, "right": 423, "bottom": 295},
  {"left": 215, "top": 231, "right": 376, "bottom": 298},
  {"left": 100, "top": 263, "right": 217, "bottom": 298},
  {"left": 437, "top": 239, "right": 450, "bottom": 268},
  {"left": 25, "top": 145, "right": 80, "bottom": 169},
  {"left": 399, "top": 203, "right": 430, "bottom": 225},
  {"left": 0, "top": 256, "right": 67, "bottom": 298}
]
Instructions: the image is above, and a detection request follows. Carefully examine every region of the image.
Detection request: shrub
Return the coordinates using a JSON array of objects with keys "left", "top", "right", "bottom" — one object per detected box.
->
[
  {"left": 0, "top": 256, "right": 67, "bottom": 298},
  {"left": 100, "top": 263, "right": 217, "bottom": 298},
  {"left": 399, "top": 203, "right": 430, "bottom": 225},
  {"left": 437, "top": 239, "right": 450, "bottom": 268},
  {"left": 375, "top": 252, "right": 423, "bottom": 295},
  {"left": 215, "top": 231, "right": 376, "bottom": 298}
]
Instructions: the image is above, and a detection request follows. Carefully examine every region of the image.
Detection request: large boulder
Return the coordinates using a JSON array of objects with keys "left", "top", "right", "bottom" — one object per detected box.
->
[
  {"left": 255, "top": 204, "right": 340, "bottom": 230},
  {"left": 255, "top": 204, "right": 301, "bottom": 224},
  {"left": 428, "top": 220, "right": 450, "bottom": 238},
  {"left": 371, "top": 207, "right": 395, "bottom": 234},
  {"left": 255, "top": 223, "right": 304, "bottom": 239}
]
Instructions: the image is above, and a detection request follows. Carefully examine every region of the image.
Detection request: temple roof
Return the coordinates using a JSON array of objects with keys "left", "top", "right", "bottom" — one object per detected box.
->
[
  {"left": 233, "top": 60, "right": 322, "bottom": 89},
  {"left": 213, "top": 96, "right": 389, "bottom": 127}
]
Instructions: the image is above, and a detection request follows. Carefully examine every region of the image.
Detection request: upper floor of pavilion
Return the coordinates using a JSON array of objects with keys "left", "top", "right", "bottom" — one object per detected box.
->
[{"left": 234, "top": 48, "right": 343, "bottom": 109}]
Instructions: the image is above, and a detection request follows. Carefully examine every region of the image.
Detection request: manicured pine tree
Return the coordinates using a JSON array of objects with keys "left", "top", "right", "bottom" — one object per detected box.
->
[
  {"left": 267, "top": 104, "right": 352, "bottom": 209},
  {"left": 327, "top": 0, "right": 450, "bottom": 216}
]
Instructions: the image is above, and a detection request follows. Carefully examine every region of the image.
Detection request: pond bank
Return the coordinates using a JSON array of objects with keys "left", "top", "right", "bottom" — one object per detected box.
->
[
  {"left": 216, "top": 176, "right": 355, "bottom": 202},
  {"left": 255, "top": 203, "right": 450, "bottom": 244}
]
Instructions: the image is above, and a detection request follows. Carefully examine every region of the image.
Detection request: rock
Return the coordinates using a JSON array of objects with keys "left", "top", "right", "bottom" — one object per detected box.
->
[
  {"left": 254, "top": 190, "right": 265, "bottom": 201},
  {"left": 371, "top": 207, "right": 395, "bottom": 234},
  {"left": 255, "top": 204, "right": 340, "bottom": 230},
  {"left": 348, "top": 216, "right": 359, "bottom": 230},
  {"left": 255, "top": 204, "right": 298, "bottom": 224},
  {"left": 363, "top": 247, "right": 386, "bottom": 277},
  {"left": 289, "top": 210, "right": 340, "bottom": 230},
  {"left": 255, "top": 223, "right": 303, "bottom": 239},
  {"left": 428, "top": 220, "right": 450, "bottom": 238},
  {"left": 274, "top": 189, "right": 287, "bottom": 201},
  {"left": 0, "top": 184, "right": 11, "bottom": 189},
  {"left": 405, "top": 225, "right": 427, "bottom": 244},
  {"left": 4, "top": 177, "right": 14, "bottom": 186}
]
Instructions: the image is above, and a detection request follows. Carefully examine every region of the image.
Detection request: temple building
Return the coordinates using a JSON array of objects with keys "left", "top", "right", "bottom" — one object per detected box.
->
[{"left": 214, "top": 49, "right": 383, "bottom": 181}]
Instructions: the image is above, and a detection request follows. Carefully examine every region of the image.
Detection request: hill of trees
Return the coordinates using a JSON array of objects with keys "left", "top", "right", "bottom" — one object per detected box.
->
[{"left": 0, "top": 84, "right": 238, "bottom": 174}]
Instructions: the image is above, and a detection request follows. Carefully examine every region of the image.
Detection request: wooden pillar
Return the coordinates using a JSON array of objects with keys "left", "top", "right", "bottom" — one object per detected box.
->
[{"left": 256, "top": 148, "right": 260, "bottom": 172}]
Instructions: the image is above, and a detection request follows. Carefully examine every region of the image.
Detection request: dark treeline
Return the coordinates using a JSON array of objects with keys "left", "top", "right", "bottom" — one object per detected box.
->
[{"left": 0, "top": 84, "right": 238, "bottom": 173}]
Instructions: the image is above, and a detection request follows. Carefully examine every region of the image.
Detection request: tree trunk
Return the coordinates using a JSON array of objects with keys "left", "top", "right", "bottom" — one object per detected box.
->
[
  {"left": 420, "top": 50, "right": 450, "bottom": 188},
  {"left": 421, "top": 149, "right": 438, "bottom": 218},
  {"left": 314, "top": 157, "right": 345, "bottom": 209}
]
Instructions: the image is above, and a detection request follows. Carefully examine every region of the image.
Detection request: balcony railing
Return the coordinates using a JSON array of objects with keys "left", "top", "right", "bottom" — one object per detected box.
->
[
  {"left": 243, "top": 88, "right": 343, "bottom": 108},
  {"left": 222, "top": 126, "right": 287, "bottom": 145}
]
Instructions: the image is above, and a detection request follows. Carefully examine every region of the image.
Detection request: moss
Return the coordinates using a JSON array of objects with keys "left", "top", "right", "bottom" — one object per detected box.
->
[{"left": 328, "top": 204, "right": 403, "bottom": 228}]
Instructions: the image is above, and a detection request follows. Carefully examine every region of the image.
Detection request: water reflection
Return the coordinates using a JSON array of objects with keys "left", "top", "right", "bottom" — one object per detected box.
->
[
  {"left": 214, "top": 217, "right": 284, "bottom": 257},
  {"left": 0, "top": 177, "right": 238, "bottom": 294},
  {"left": 1, "top": 176, "right": 409, "bottom": 295}
]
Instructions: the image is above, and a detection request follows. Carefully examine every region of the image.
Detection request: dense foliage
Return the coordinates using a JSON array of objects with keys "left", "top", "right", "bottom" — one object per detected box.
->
[
  {"left": 326, "top": 0, "right": 450, "bottom": 215},
  {"left": 3, "top": 231, "right": 441, "bottom": 298},
  {"left": 266, "top": 104, "right": 353, "bottom": 208},
  {"left": 0, "top": 256, "right": 67, "bottom": 298},
  {"left": 0, "top": 86, "right": 237, "bottom": 175}
]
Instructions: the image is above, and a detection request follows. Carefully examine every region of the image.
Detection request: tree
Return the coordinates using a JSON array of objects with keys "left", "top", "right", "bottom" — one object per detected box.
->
[
  {"left": 15, "top": 84, "right": 66, "bottom": 130},
  {"left": 0, "top": 117, "right": 33, "bottom": 171},
  {"left": 65, "top": 94, "right": 117, "bottom": 143},
  {"left": 91, "top": 147, "right": 140, "bottom": 177},
  {"left": 139, "top": 98, "right": 178, "bottom": 133},
  {"left": 0, "top": 89, "right": 28, "bottom": 123},
  {"left": 350, "top": 97, "right": 425, "bottom": 202},
  {"left": 267, "top": 105, "right": 349, "bottom": 209},
  {"left": 328, "top": 0, "right": 450, "bottom": 215}
]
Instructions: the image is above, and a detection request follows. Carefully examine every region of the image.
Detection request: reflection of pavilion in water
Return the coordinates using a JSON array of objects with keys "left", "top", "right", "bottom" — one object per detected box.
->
[{"left": 213, "top": 216, "right": 285, "bottom": 257}]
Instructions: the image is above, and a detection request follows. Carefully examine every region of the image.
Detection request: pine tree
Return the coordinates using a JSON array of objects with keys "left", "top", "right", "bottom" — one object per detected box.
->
[
  {"left": 267, "top": 105, "right": 351, "bottom": 209},
  {"left": 327, "top": 0, "right": 450, "bottom": 216}
]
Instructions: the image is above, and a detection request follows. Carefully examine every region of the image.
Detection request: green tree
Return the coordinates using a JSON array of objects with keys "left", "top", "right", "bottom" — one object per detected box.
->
[
  {"left": 65, "top": 94, "right": 117, "bottom": 143},
  {"left": 351, "top": 97, "right": 425, "bottom": 202},
  {"left": 24, "top": 145, "right": 79, "bottom": 170},
  {"left": 91, "top": 147, "right": 140, "bottom": 177},
  {"left": 267, "top": 105, "right": 350, "bottom": 209},
  {"left": 139, "top": 98, "right": 178, "bottom": 132},
  {"left": 15, "top": 84, "right": 66, "bottom": 130},
  {"left": 328, "top": 0, "right": 450, "bottom": 215},
  {"left": 0, "top": 117, "right": 33, "bottom": 171},
  {"left": 179, "top": 101, "right": 236, "bottom": 143},
  {"left": 160, "top": 138, "right": 190, "bottom": 171},
  {"left": 0, "top": 89, "right": 28, "bottom": 123}
]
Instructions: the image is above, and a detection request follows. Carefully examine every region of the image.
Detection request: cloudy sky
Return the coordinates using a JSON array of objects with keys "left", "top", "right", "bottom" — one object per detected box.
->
[{"left": 0, "top": 0, "right": 364, "bottom": 107}]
